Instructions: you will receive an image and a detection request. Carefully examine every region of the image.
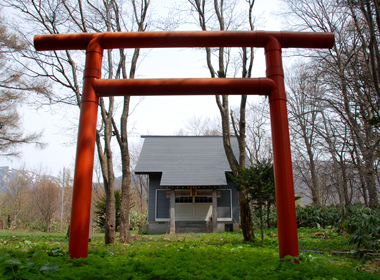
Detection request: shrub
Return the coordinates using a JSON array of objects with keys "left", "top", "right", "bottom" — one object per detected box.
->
[
  {"left": 296, "top": 205, "right": 341, "bottom": 228},
  {"left": 348, "top": 204, "right": 380, "bottom": 252},
  {"left": 251, "top": 204, "right": 342, "bottom": 230},
  {"left": 129, "top": 211, "right": 147, "bottom": 231},
  {"left": 251, "top": 206, "right": 277, "bottom": 229}
]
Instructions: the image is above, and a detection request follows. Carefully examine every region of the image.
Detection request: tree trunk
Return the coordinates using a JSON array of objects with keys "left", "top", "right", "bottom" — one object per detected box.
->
[
  {"left": 259, "top": 203, "right": 264, "bottom": 247},
  {"left": 322, "top": 114, "right": 346, "bottom": 223},
  {"left": 188, "top": 0, "right": 256, "bottom": 242},
  {"left": 46, "top": 219, "right": 50, "bottom": 233},
  {"left": 266, "top": 202, "right": 271, "bottom": 228},
  {"left": 117, "top": 0, "right": 149, "bottom": 243},
  {"left": 119, "top": 164, "right": 131, "bottom": 242},
  {"left": 118, "top": 96, "right": 132, "bottom": 243},
  {"left": 353, "top": 143, "right": 369, "bottom": 206},
  {"left": 217, "top": 94, "right": 255, "bottom": 242},
  {"left": 96, "top": 96, "right": 117, "bottom": 245},
  {"left": 101, "top": 4, "right": 117, "bottom": 245},
  {"left": 104, "top": 182, "right": 116, "bottom": 244},
  {"left": 340, "top": 162, "right": 351, "bottom": 206},
  {"left": 308, "top": 154, "right": 321, "bottom": 205},
  {"left": 238, "top": 191, "right": 255, "bottom": 242}
]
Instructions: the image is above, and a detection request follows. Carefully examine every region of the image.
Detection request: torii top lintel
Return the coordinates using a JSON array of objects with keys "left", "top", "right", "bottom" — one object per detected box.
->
[{"left": 34, "top": 31, "right": 334, "bottom": 51}]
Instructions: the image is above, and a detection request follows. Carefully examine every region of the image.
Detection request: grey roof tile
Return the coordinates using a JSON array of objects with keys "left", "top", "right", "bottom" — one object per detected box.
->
[{"left": 134, "top": 136, "right": 240, "bottom": 186}]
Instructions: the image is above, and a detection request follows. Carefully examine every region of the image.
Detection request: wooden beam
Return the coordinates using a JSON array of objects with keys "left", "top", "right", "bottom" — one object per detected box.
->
[
  {"left": 212, "top": 187, "right": 218, "bottom": 232},
  {"left": 170, "top": 187, "right": 175, "bottom": 234}
]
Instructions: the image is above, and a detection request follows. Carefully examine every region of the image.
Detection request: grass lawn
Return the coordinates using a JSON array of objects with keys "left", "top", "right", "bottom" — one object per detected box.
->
[{"left": 0, "top": 228, "right": 379, "bottom": 279}]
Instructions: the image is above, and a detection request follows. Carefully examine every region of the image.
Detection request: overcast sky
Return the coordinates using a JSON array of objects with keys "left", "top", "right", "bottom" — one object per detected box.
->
[{"left": 0, "top": 0, "right": 284, "bottom": 177}]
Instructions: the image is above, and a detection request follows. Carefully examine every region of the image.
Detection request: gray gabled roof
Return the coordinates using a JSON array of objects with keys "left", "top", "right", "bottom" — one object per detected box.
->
[{"left": 134, "top": 136, "right": 240, "bottom": 186}]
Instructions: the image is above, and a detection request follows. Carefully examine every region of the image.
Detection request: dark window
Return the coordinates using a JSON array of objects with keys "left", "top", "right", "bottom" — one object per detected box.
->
[
  {"left": 175, "top": 197, "right": 193, "bottom": 203},
  {"left": 194, "top": 196, "right": 212, "bottom": 203},
  {"left": 217, "top": 190, "right": 231, "bottom": 218},
  {"left": 156, "top": 190, "right": 170, "bottom": 219},
  {"left": 174, "top": 196, "right": 213, "bottom": 203}
]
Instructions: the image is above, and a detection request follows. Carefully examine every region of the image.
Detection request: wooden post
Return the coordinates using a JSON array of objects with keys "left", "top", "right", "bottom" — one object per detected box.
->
[
  {"left": 170, "top": 187, "right": 175, "bottom": 234},
  {"left": 212, "top": 187, "right": 218, "bottom": 232},
  {"left": 265, "top": 37, "right": 299, "bottom": 259},
  {"left": 68, "top": 37, "right": 103, "bottom": 259}
]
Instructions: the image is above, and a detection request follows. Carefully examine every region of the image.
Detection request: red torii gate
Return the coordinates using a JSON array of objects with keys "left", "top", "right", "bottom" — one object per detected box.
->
[{"left": 34, "top": 31, "right": 334, "bottom": 259}]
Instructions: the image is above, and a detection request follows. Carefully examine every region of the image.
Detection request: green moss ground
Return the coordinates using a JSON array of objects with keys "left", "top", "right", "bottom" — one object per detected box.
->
[{"left": 0, "top": 228, "right": 379, "bottom": 279}]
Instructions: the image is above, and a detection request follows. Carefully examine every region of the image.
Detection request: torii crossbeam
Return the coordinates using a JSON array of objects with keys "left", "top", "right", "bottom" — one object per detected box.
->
[{"left": 34, "top": 31, "right": 334, "bottom": 259}]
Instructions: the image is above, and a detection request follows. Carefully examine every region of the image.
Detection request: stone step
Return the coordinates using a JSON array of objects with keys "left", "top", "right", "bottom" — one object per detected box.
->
[{"left": 175, "top": 221, "right": 212, "bottom": 233}]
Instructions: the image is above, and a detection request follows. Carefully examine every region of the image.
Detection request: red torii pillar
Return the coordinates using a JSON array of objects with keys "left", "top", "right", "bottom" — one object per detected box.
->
[{"left": 34, "top": 31, "right": 334, "bottom": 259}]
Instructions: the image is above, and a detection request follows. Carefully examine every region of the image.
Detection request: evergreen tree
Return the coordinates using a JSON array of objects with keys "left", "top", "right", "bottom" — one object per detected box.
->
[
  {"left": 94, "top": 189, "right": 122, "bottom": 232},
  {"left": 230, "top": 159, "right": 275, "bottom": 246}
]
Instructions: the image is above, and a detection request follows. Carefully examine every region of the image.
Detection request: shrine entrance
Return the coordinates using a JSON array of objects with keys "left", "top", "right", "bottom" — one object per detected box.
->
[{"left": 34, "top": 30, "right": 334, "bottom": 259}]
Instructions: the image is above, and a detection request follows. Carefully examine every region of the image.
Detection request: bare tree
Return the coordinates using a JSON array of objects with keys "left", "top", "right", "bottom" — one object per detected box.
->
[
  {"left": 2, "top": 0, "right": 152, "bottom": 243},
  {"left": 131, "top": 174, "right": 148, "bottom": 214},
  {"left": 0, "top": 15, "right": 47, "bottom": 157},
  {"left": 186, "top": 0, "right": 256, "bottom": 241},
  {"left": 286, "top": 64, "right": 324, "bottom": 205},
  {"left": 178, "top": 115, "right": 221, "bottom": 136},
  {"left": 58, "top": 168, "right": 73, "bottom": 229},
  {"left": 33, "top": 176, "right": 61, "bottom": 232},
  {"left": 3, "top": 168, "right": 31, "bottom": 227},
  {"left": 111, "top": 0, "right": 150, "bottom": 244},
  {"left": 347, "top": 0, "right": 380, "bottom": 103},
  {"left": 245, "top": 100, "right": 272, "bottom": 164},
  {"left": 285, "top": 57, "right": 372, "bottom": 218},
  {"left": 281, "top": 0, "right": 379, "bottom": 207},
  {"left": 129, "top": 140, "right": 149, "bottom": 215},
  {"left": 285, "top": 60, "right": 367, "bottom": 220}
]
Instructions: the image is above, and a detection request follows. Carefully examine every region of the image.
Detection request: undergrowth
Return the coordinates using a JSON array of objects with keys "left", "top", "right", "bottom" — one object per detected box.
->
[{"left": 0, "top": 229, "right": 379, "bottom": 279}]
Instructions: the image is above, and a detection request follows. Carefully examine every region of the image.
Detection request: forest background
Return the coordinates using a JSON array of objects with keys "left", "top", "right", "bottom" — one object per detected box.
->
[{"left": 0, "top": 0, "right": 379, "bottom": 247}]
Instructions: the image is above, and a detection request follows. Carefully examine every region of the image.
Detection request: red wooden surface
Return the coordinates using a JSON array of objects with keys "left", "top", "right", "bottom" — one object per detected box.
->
[
  {"left": 67, "top": 38, "right": 103, "bottom": 259},
  {"left": 34, "top": 31, "right": 334, "bottom": 259},
  {"left": 34, "top": 31, "right": 334, "bottom": 51}
]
